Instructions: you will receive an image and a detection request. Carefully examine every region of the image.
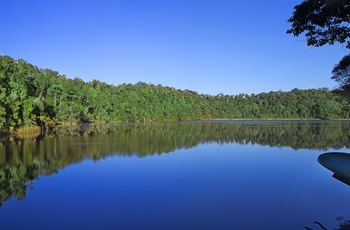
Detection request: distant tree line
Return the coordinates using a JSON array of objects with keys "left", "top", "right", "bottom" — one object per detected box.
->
[{"left": 1, "top": 55, "right": 349, "bottom": 131}]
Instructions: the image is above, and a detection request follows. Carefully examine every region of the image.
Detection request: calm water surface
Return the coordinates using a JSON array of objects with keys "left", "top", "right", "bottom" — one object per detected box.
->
[{"left": 1, "top": 121, "right": 350, "bottom": 230}]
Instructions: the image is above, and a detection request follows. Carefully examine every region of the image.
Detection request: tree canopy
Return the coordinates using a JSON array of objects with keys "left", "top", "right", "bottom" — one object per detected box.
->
[{"left": 287, "top": 0, "right": 350, "bottom": 90}]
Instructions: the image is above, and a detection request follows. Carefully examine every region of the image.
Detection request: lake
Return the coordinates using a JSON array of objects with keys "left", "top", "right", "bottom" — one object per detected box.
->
[{"left": 1, "top": 121, "right": 350, "bottom": 230}]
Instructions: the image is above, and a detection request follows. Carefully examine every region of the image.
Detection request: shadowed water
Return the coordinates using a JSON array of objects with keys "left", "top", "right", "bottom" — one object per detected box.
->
[{"left": 1, "top": 121, "right": 350, "bottom": 230}]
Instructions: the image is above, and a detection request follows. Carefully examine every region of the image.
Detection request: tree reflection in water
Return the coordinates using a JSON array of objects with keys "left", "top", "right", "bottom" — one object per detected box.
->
[{"left": 1, "top": 121, "right": 350, "bottom": 227}]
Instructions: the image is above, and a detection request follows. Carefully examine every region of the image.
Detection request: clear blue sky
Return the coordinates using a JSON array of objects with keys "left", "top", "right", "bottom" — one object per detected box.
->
[{"left": 1, "top": 0, "right": 348, "bottom": 96}]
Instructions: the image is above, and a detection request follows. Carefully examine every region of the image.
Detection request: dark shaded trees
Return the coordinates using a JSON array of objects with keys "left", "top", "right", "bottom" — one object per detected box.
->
[
  {"left": 287, "top": 0, "right": 350, "bottom": 48},
  {"left": 287, "top": 0, "right": 350, "bottom": 90},
  {"left": 332, "top": 54, "right": 350, "bottom": 91}
]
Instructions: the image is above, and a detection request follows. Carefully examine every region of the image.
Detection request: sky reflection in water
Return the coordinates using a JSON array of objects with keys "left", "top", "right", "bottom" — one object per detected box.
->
[{"left": 1, "top": 122, "right": 350, "bottom": 230}]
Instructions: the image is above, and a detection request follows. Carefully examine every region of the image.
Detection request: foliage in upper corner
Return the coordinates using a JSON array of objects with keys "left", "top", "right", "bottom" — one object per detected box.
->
[
  {"left": 287, "top": 0, "right": 350, "bottom": 49},
  {"left": 287, "top": 0, "right": 350, "bottom": 91}
]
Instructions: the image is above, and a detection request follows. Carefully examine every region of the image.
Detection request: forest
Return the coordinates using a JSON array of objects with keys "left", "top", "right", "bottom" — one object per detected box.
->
[{"left": 0, "top": 55, "right": 349, "bottom": 131}]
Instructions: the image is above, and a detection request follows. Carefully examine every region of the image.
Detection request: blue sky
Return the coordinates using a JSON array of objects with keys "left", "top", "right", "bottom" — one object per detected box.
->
[{"left": 1, "top": 0, "right": 348, "bottom": 95}]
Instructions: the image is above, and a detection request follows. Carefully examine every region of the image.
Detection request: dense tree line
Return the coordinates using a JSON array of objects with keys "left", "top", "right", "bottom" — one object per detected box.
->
[{"left": 0, "top": 55, "right": 349, "bottom": 131}]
